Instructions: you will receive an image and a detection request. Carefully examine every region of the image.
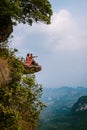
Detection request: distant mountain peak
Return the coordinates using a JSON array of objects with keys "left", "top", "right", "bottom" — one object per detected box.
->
[{"left": 72, "top": 96, "right": 87, "bottom": 113}]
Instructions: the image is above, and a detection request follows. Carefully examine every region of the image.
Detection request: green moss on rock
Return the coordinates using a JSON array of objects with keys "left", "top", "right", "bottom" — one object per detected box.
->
[{"left": 24, "top": 65, "right": 42, "bottom": 74}]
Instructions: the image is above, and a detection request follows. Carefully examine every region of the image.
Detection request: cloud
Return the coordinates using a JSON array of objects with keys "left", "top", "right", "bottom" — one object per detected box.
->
[
  {"left": 11, "top": 9, "right": 87, "bottom": 87},
  {"left": 41, "top": 9, "right": 87, "bottom": 52},
  {"left": 12, "top": 9, "right": 87, "bottom": 54}
]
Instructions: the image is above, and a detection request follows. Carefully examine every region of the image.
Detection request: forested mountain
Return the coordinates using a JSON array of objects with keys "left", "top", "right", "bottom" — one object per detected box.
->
[
  {"left": 70, "top": 96, "right": 87, "bottom": 130},
  {"left": 72, "top": 96, "right": 87, "bottom": 113},
  {"left": 36, "top": 87, "right": 87, "bottom": 130},
  {"left": 42, "top": 87, "right": 87, "bottom": 109}
]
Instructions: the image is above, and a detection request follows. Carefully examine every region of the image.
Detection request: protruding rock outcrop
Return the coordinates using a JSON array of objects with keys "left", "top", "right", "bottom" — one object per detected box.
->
[{"left": 24, "top": 65, "right": 42, "bottom": 74}]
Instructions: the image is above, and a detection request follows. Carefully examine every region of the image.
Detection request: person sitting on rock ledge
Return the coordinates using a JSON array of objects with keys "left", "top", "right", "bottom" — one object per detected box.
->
[{"left": 24, "top": 53, "right": 38, "bottom": 67}]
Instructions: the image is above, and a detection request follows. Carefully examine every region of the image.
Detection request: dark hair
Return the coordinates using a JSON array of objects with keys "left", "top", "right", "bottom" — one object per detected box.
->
[
  {"left": 31, "top": 53, "right": 33, "bottom": 56},
  {"left": 27, "top": 53, "right": 29, "bottom": 56}
]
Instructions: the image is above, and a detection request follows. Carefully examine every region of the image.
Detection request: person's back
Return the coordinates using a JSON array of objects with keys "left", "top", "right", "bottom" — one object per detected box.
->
[{"left": 25, "top": 53, "right": 32, "bottom": 66}]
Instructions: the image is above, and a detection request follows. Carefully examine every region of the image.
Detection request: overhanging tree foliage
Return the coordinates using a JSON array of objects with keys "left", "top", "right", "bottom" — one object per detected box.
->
[{"left": 0, "top": 0, "right": 53, "bottom": 42}]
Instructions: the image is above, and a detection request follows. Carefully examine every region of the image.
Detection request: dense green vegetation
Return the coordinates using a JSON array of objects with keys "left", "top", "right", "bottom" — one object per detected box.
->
[
  {"left": 0, "top": 41, "right": 45, "bottom": 130},
  {"left": 37, "top": 110, "right": 87, "bottom": 130}
]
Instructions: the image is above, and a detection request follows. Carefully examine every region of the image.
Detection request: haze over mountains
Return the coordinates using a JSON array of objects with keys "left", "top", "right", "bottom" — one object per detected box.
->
[{"left": 36, "top": 86, "right": 87, "bottom": 130}]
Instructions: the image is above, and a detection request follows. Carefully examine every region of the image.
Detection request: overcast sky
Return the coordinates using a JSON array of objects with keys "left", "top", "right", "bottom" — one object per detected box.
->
[{"left": 11, "top": 0, "right": 87, "bottom": 88}]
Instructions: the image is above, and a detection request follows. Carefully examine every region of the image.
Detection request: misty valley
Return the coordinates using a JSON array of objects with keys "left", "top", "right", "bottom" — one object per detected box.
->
[{"left": 36, "top": 87, "right": 87, "bottom": 130}]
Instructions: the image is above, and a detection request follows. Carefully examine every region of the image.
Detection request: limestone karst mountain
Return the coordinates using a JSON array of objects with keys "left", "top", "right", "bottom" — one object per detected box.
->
[{"left": 72, "top": 96, "right": 87, "bottom": 113}]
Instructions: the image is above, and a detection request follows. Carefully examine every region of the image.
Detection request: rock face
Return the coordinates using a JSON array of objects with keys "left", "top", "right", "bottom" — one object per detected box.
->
[
  {"left": 0, "top": 58, "right": 10, "bottom": 87},
  {"left": 24, "top": 65, "right": 42, "bottom": 74},
  {"left": 71, "top": 96, "right": 87, "bottom": 113}
]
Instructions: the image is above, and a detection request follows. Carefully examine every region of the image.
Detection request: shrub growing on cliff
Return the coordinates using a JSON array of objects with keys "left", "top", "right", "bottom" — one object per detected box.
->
[{"left": 0, "top": 43, "right": 45, "bottom": 130}]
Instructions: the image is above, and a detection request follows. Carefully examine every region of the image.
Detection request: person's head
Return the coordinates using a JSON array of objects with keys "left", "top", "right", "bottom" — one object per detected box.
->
[
  {"left": 31, "top": 53, "right": 33, "bottom": 57},
  {"left": 27, "top": 53, "right": 29, "bottom": 56}
]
